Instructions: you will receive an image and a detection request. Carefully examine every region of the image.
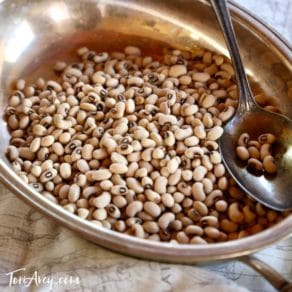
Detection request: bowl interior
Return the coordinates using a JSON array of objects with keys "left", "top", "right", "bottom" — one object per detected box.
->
[{"left": 0, "top": 0, "right": 291, "bottom": 262}]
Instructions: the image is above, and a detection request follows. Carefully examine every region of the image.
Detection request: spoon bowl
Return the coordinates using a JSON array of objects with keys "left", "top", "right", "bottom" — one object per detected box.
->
[
  {"left": 211, "top": 0, "right": 292, "bottom": 211},
  {"left": 220, "top": 105, "right": 292, "bottom": 211}
]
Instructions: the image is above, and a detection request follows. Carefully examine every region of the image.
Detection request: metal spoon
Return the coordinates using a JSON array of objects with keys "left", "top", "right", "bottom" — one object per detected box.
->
[{"left": 211, "top": 0, "right": 292, "bottom": 211}]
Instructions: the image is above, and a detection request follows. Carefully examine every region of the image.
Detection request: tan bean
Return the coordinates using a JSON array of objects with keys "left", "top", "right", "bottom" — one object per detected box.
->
[
  {"left": 161, "top": 193, "right": 174, "bottom": 208},
  {"left": 81, "top": 186, "right": 99, "bottom": 199},
  {"left": 60, "top": 163, "right": 72, "bottom": 179},
  {"left": 215, "top": 200, "right": 228, "bottom": 212},
  {"left": 263, "top": 155, "right": 277, "bottom": 174},
  {"left": 237, "top": 133, "right": 249, "bottom": 146},
  {"left": 184, "top": 136, "right": 199, "bottom": 147},
  {"left": 200, "top": 94, "right": 216, "bottom": 108},
  {"left": 29, "top": 137, "right": 41, "bottom": 153},
  {"left": 260, "top": 143, "right": 271, "bottom": 161},
  {"left": 82, "top": 144, "right": 94, "bottom": 160},
  {"left": 92, "top": 192, "right": 111, "bottom": 208},
  {"left": 76, "top": 159, "right": 90, "bottom": 173},
  {"left": 192, "top": 166, "right": 207, "bottom": 181},
  {"left": 191, "top": 182, "right": 206, "bottom": 201},
  {"left": 247, "top": 158, "right": 263, "bottom": 172},
  {"left": 176, "top": 231, "right": 189, "bottom": 243},
  {"left": 193, "top": 201, "right": 208, "bottom": 216},
  {"left": 205, "top": 189, "right": 223, "bottom": 207},
  {"left": 113, "top": 196, "right": 127, "bottom": 208},
  {"left": 169, "top": 64, "right": 187, "bottom": 77},
  {"left": 126, "top": 162, "right": 139, "bottom": 177},
  {"left": 182, "top": 169, "right": 193, "bottom": 181},
  {"left": 145, "top": 189, "right": 161, "bottom": 203},
  {"left": 236, "top": 146, "right": 250, "bottom": 160},
  {"left": 144, "top": 201, "right": 161, "bottom": 217},
  {"left": 258, "top": 133, "right": 276, "bottom": 144},
  {"left": 213, "top": 163, "right": 225, "bottom": 177},
  {"left": 192, "top": 72, "right": 210, "bottom": 82},
  {"left": 106, "top": 204, "right": 121, "bottom": 219},
  {"left": 190, "top": 236, "right": 208, "bottom": 244},
  {"left": 220, "top": 219, "right": 238, "bottom": 232},
  {"left": 111, "top": 152, "right": 128, "bottom": 165},
  {"left": 166, "top": 158, "right": 179, "bottom": 174},
  {"left": 204, "top": 226, "right": 220, "bottom": 239},
  {"left": 30, "top": 165, "right": 42, "bottom": 177},
  {"left": 218, "top": 106, "right": 235, "bottom": 121},
  {"left": 127, "top": 177, "right": 144, "bottom": 193},
  {"left": 201, "top": 155, "right": 213, "bottom": 170},
  {"left": 18, "top": 147, "right": 35, "bottom": 160},
  {"left": 143, "top": 221, "right": 159, "bottom": 233},
  {"left": 154, "top": 176, "right": 168, "bottom": 194},
  {"left": 92, "top": 169, "right": 112, "bottom": 181},
  {"left": 126, "top": 201, "right": 143, "bottom": 217},
  {"left": 68, "top": 184, "right": 81, "bottom": 202},
  {"left": 109, "top": 163, "right": 128, "bottom": 174},
  {"left": 77, "top": 208, "right": 90, "bottom": 219},
  {"left": 228, "top": 202, "right": 244, "bottom": 224},
  {"left": 93, "top": 149, "right": 108, "bottom": 160},
  {"left": 185, "top": 225, "right": 203, "bottom": 236},
  {"left": 63, "top": 204, "right": 76, "bottom": 214},
  {"left": 131, "top": 224, "right": 145, "bottom": 238},
  {"left": 75, "top": 173, "right": 87, "bottom": 187},
  {"left": 93, "top": 209, "right": 107, "bottom": 220},
  {"left": 147, "top": 234, "right": 161, "bottom": 241},
  {"left": 174, "top": 126, "right": 193, "bottom": 140},
  {"left": 168, "top": 169, "right": 182, "bottom": 186},
  {"left": 158, "top": 212, "right": 175, "bottom": 229},
  {"left": 248, "top": 146, "right": 260, "bottom": 159},
  {"left": 242, "top": 205, "right": 256, "bottom": 224},
  {"left": 207, "top": 126, "right": 224, "bottom": 141},
  {"left": 52, "top": 142, "right": 64, "bottom": 156},
  {"left": 194, "top": 125, "right": 206, "bottom": 139},
  {"left": 40, "top": 168, "right": 57, "bottom": 183}
]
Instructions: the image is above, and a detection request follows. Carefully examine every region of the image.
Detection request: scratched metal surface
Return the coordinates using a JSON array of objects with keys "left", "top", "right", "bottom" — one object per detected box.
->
[{"left": 0, "top": 0, "right": 291, "bottom": 291}]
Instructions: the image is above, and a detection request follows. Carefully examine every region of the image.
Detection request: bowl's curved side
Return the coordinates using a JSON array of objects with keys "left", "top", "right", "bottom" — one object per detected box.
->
[
  {"left": 0, "top": 159, "right": 291, "bottom": 264},
  {"left": 0, "top": 0, "right": 291, "bottom": 263}
]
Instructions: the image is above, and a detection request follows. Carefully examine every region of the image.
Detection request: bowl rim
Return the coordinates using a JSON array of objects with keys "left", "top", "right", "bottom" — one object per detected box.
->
[{"left": 0, "top": 0, "right": 291, "bottom": 263}]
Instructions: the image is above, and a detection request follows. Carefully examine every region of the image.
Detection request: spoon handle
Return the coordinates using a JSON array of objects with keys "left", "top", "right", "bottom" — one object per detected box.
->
[{"left": 210, "top": 0, "right": 255, "bottom": 112}]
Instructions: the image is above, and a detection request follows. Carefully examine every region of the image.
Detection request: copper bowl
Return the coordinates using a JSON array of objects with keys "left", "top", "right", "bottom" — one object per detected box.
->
[{"left": 0, "top": 0, "right": 291, "bottom": 289}]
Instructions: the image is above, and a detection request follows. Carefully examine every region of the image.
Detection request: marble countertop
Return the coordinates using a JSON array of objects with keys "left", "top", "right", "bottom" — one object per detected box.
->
[
  {"left": 0, "top": 1, "right": 291, "bottom": 292},
  {"left": 234, "top": 0, "right": 291, "bottom": 43}
]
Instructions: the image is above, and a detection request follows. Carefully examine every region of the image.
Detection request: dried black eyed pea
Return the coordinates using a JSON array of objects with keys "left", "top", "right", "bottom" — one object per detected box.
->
[
  {"left": 263, "top": 155, "right": 277, "bottom": 174},
  {"left": 260, "top": 144, "right": 271, "bottom": 161},
  {"left": 236, "top": 146, "right": 249, "bottom": 161},
  {"left": 111, "top": 185, "right": 128, "bottom": 196},
  {"left": 237, "top": 133, "right": 249, "bottom": 146},
  {"left": 109, "top": 163, "right": 128, "bottom": 174},
  {"left": 158, "top": 212, "right": 175, "bottom": 230},
  {"left": 144, "top": 201, "right": 161, "bottom": 218},
  {"left": 106, "top": 204, "right": 121, "bottom": 218},
  {"left": 236, "top": 131, "right": 278, "bottom": 176},
  {"left": 258, "top": 133, "right": 276, "bottom": 144},
  {"left": 40, "top": 168, "right": 57, "bottom": 183},
  {"left": 6, "top": 45, "right": 282, "bottom": 244},
  {"left": 91, "top": 168, "right": 112, "bottom": 181},
  {"left": 126, "top": 201, "right": 143, "bottom": 217},
  {"left": 248, "top": 146, "right": 260, "bottom": 159},
  {"left": 204, "top": 226, "right": 221, "bottom": 239},
  {"left": 247, "top": 158, "right": 263, "bottom": 172}
]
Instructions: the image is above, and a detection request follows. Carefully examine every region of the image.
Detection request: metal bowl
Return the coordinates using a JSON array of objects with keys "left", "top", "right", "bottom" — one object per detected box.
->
[{"left": 0, "top": 0, "right": 291, "bottom": 274}]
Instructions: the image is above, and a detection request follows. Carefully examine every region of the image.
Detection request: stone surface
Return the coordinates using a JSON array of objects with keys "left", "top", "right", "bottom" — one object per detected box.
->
[{"left": 0, "top": 1, "right": 291, "bottom": 291}]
